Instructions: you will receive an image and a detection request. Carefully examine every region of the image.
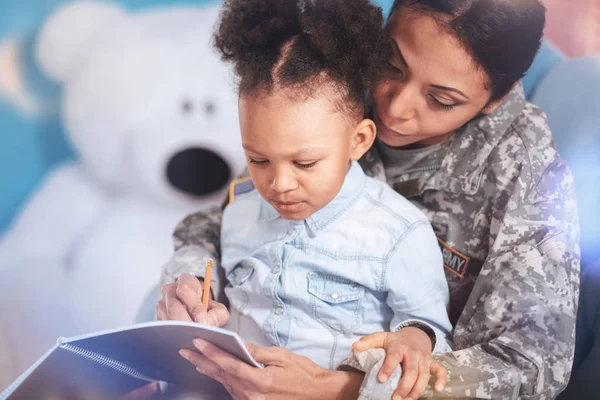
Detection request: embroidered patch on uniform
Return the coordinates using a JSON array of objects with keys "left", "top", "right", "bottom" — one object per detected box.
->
[
  {"left": 392, "top": 180, "right": 420, "bottom": 198},
  {"left": 438, "top": 238, "right": 470, "bottom": 278},
  {"left": 228, "top": 176, "right": 254, "bottom": 204}
]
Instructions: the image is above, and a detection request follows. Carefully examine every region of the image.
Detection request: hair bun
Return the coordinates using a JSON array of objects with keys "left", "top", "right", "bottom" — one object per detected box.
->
[
  {"left": 214, "top": 0, "right": 390, "bottom": 116},
  {"left": 300, "top": 0, "right": 387, "bottom": 93},
  {"left": 214, "top": 0, "right": 301, "bottom": 61}
]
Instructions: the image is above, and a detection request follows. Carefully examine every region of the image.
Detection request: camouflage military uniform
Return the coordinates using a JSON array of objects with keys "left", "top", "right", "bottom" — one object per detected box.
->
[{"left": 162, "top": 84, "right": 580, "bottom": 399}]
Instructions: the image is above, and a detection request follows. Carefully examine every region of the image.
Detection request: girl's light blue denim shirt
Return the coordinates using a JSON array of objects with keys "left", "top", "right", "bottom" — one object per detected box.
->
[{"left": 221, "top": 161, "right": 452, "bottom": 369}]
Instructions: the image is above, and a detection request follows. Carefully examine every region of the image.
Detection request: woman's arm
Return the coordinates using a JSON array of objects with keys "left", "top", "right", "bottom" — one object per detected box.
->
[
  {"left": 161, "top": 170, "right": 250, "bottom": 301},
  {"left": 180, "top": 339, "right": 364, "bottom": 400},
  {"left": 349, "top": 159, "right": 580, "bottom": 399},
  {"left": 160, "top": 206, "right": 226, "bottom": 302},
  {"left": 443, "top": 160, "right": 580, "bottom": 399}
]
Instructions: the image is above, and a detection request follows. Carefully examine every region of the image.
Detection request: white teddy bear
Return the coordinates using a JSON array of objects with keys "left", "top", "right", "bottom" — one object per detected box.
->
[{"left": 0, "top": 1, "right": 243, "bottom": 387}]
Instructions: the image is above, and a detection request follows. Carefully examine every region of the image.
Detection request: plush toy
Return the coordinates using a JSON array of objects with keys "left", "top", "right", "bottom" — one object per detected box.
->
[{"left": 0, "top": 0, "right": 243, "bottom": 386}]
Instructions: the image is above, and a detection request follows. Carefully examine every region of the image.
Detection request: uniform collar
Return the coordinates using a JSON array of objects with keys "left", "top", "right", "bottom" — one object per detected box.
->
[
  {"left": 363, "top": 82, "right": 527, "bottom": 196},
  {"left": 438, "top": 82, "right": 527, "bottom": 195}
]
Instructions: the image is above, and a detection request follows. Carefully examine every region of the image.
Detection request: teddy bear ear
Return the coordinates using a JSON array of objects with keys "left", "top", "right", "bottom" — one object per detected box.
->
[{"left": 34, "top": 1, "right": 126, "bottom": 82}]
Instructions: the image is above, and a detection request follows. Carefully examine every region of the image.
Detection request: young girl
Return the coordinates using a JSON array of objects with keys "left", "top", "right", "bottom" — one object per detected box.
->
[
  {"left": 179, "top": 0, "right": 451, "bottom": 382},
  {"left": 160, "top": 0, "right": 578, "bottom": 399}
]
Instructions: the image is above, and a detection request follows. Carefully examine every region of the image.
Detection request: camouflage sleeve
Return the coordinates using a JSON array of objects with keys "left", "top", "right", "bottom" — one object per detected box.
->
[
  {"left": 340, "top": 161, "right": 580, "bottom": 400},
  {"left": 441, "top": 160, "right": 580, "bottom": 399},
  {"left": 160, "top": 205, "right": 226, "bottom": 300},
  {"left": 161, "top": 169, "right": 250, "bottom": 299}
]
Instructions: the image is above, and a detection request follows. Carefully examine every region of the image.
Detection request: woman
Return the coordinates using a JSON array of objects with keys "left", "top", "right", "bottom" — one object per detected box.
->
[{"left": 156, "top": 0, "right": 579, "bottom": 399}]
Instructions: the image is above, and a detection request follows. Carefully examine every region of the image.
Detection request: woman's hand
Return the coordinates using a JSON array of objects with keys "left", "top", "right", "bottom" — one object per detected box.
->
[
  {"left": 156, "top": 273, "right": 229, "bottom": 326},
  {"left": 353, "top": 328, "right": 447, "bottom": 400},
  {"left": 179, "top": 339, "right": 363, "bottom": 400}
]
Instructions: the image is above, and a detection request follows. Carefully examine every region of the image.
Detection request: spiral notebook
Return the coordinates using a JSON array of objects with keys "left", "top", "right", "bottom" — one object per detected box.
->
[{"left": 0, "top": 321, "right": 262, "bottom": 400}]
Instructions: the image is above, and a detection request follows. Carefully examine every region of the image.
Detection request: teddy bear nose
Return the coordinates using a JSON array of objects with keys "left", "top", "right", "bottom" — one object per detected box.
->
[{"left": 167, "top": 148, "right": 231, "bottom": 196}]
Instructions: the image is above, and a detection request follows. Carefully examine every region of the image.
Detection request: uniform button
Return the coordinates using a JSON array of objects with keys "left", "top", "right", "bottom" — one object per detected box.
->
[
  {"left": 330, "top": 291, "right": 340, "bottom": 300},
  {"left": 273, "top": 266, "right": 281, "bottom": 274},
  {"left": 308, "top": 272, "right": 316, "bottom": 278},
  {"left": 275, "top": 307, "right": 284, "bottom": 315}
]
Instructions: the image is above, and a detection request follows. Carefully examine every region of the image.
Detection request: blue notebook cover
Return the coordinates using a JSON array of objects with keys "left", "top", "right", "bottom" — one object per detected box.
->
[{"left": 0, "top": 321, "right": 262, "bottom": 399}]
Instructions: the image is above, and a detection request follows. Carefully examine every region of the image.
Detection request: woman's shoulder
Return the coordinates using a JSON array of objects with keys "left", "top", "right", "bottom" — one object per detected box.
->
[
  {"left": 509, "top": 101, "right": 555, "bottom": 156},
  {"left": 488, "top": 101, "right": 574, "bottom": 203}
]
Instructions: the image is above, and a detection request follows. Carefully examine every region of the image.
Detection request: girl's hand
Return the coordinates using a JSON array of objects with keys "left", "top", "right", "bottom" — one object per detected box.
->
[{"left": 353, "top": 328, "right": 447, "bottom": 400}]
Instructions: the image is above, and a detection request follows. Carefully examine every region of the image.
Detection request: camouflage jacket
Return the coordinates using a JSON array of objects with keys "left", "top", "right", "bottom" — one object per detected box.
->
[{"left": 162, "top": 84, "right": 580, "bottom": 399}]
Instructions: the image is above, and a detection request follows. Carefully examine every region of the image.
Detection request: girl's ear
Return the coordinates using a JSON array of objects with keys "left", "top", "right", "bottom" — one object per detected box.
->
[{"left": 350, "top": 118, "right": 377, "bottom": 160}]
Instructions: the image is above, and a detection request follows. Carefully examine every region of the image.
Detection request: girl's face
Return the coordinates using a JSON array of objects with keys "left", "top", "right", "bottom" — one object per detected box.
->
[
  {"left": 373, "top": 8, "right": 502, "bottom": 148},
  {"left": 239, "top": 89, "right": 375, "bottom": 221}
]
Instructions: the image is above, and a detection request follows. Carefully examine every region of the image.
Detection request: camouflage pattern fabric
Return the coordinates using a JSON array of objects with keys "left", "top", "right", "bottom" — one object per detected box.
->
[{"left": 162, "top": 84, "right": 580, "bottom": 399}]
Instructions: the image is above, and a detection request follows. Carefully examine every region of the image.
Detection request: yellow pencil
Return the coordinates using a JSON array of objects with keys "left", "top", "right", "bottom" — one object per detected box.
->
[{"left": 202, "top": 259, "right": 213, "bottom": 310}]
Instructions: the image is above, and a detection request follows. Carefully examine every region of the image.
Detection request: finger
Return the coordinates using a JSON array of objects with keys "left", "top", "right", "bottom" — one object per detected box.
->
[
  {"left": 175, "top": 277, "right": 210, "bottom": 324},
  {"left": 352, "top": 332, "right": 389, "bottom": 351},
  {"left": 163, "top": 284, "right": 192, "bottom": 321},
  {"left": 179, "top": 349, "right": 225, "bottom": 384},
  {"left": 406, "top": 359, "right": 431, "bottom": 400},
  {"left": 395, "top": 353, "right": 419, "bottom": 398},
  {"left": 155, "top": 299, "right": 167, "bottom": 321},
  {"left": 191, "top": 339, "right": 256, "bottom": 381},
  {"left": 176, "top": 274, "right": 203, "bottom": 295},
  {"left": 243, "top": 341, "right": 289, "bottom": 366},
  {"left": 206, "top": 299, "right": 230, "bottom": 327},
  {"left": 121, "top": 382, "right": 160, "bottom": 400},
  {"left": 430, "top": 362, "right": 448, "bottom": 392},
  {"left": 378, "top": 349, "right": 404, "bottom": 383}
]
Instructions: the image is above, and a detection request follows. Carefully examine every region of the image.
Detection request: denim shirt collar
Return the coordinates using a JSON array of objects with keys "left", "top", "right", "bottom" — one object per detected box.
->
[{"left": 258, "top": 161, "right": 367, "bottom": 233}]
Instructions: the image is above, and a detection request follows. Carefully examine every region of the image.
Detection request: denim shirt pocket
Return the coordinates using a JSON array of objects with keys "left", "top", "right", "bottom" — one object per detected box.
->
[
  {"left": 307, "top": 272, "right": 365, "bottom": 333},
  {"left": 226, "top": 260, "right": 255, "bottom": 312}
]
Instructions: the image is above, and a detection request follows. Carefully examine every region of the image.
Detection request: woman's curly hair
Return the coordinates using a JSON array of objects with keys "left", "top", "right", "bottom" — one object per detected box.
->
[{"left": 213, "top": 0, "right": 390, "bottom": 117}]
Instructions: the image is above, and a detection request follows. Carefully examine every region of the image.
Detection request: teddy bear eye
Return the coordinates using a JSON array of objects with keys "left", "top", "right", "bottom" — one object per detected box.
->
[
  {"left": 204, "top": 101, "right": 216, "bottom": 116},
  {"left": 181, "top": 99, "right": 194, "bottom": 115}
]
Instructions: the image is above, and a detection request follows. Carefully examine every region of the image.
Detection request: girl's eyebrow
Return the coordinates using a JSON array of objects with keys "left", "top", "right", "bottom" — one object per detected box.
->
[
  {"left": 289, "top": 147, "right": 321, "bottom": 157},
  {"left": 242, "top": 144, "right": 321, "bottom": 158}
]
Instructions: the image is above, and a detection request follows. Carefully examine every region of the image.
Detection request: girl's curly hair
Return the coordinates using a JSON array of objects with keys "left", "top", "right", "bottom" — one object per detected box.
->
[{"left": 213, "top": 0, "right": 390, "bottom": 117}]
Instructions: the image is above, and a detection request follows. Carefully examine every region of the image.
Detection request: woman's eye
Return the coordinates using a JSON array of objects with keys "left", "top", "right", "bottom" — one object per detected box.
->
[
  {"left": 294, "top": 161, "right": 318, "bottom": 169},
  {"left": 430, "top": 95, "right": 457, "bottom": 111}
]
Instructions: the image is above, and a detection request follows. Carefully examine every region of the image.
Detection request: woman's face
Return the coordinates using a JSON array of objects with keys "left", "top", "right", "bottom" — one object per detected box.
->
[{"left": 373, "top": 8, "right": 499, "bottom": 148}]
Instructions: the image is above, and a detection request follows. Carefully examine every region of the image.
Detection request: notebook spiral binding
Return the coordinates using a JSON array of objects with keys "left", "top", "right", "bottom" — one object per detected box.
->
[
  {"left": 0, "top": 342, "right": 163, "bottom": 399},
  {"left": 59, "top": 343, "right": 156, "bottom": 383}
]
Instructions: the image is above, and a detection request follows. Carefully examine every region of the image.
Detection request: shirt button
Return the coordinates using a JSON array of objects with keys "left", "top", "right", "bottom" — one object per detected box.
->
[
  {"left": 275, "top": 307, "right": 284, "bottom": 315},
  {"left": 273, "top": 265, "right": 281, "bottom": 274},
  {"left": 330, "top": 291, "right": 340, "bottom": 300},
  {"left": 308, "top": 272, "right": 316, "bottom": 278}
]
